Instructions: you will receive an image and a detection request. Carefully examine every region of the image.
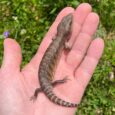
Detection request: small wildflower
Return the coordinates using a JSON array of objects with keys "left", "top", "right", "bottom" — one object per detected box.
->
[
  {"left": 20, "top": 29, "right": 27, "bottom": 35},
  {"left": 112, "top": 107, "right": 115, "bottom": 112},
  {"left": 3, "top": 31, "right": 9, "bottom": 38},
  {"left": 12, "top": 16, "right": 18, "bottom": 21},
  {"left": 109, "top": 71, "right": 114, "bottom": 81}
]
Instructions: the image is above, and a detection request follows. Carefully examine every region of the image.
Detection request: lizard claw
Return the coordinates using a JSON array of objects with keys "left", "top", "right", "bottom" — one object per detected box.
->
[{"left": 30, "top": 95, "right": 37, "bottom": 102}]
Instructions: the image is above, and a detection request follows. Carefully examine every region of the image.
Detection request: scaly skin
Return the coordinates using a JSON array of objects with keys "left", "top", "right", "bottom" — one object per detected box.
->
[{"left": 31, "top": 13, "right": 77, "bottom": 107}]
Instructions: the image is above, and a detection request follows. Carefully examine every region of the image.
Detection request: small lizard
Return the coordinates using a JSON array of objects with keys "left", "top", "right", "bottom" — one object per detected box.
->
[{"left": 31, "top": 13, "right": 77, "bottom": 107}]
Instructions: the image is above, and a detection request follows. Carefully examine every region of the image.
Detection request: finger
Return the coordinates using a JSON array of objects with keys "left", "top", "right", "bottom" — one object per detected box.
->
[
  {"left": 1, "top": 38, "right": 22, "bottom": 72},
  {"left": 68, "top": 3, "right": 92, "bottom": 47},
  {"left": 66, "top": 13, "right": 99, "bottom": 68},
  {"left": 75, "top": 38, "right": 104, "bottom": 89},
  {"left": 22, "top": 7, "right": 74, "bottom": 72}
]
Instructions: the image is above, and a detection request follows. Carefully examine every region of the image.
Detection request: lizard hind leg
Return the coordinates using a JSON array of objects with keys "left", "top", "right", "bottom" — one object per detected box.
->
[
  {"left": 52, "top": 76, "right": 70, "bottom": 87},
  {"left": 30, "top": 88, "right": 42, "bottom": 102}
]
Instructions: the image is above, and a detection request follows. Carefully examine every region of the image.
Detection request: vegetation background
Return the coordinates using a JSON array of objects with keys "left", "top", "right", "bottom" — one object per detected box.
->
[{"left": 0, "top": 0, "right": 115, "bottom": 114}]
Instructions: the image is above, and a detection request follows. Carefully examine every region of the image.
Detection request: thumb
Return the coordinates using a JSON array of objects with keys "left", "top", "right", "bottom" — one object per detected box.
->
[{"left": 1, "top": 38, "right": 22, "bottom": 72}]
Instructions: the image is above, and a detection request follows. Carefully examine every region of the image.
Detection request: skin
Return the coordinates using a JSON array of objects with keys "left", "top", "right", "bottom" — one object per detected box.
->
[{"left": 0, "top": 3, "right": 104, "bottom": 115}]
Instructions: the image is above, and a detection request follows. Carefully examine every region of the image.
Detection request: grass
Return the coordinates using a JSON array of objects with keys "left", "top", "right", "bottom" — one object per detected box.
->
[
  {"left": 0, "top": 0, "right": 115, "bottom": 114},
  {"left": 76, "top": 36, "right": 115, "bottom": 114}
]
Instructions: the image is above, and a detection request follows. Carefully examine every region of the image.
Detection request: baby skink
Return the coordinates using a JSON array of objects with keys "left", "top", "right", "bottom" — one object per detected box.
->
[{"left": 31, "top": 13, "right": 77, "bottom": 107}]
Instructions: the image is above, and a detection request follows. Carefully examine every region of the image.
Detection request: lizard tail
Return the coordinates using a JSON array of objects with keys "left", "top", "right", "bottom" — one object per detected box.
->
[{"left": 45, "top": 89, "right": 78, "bottom": 107}]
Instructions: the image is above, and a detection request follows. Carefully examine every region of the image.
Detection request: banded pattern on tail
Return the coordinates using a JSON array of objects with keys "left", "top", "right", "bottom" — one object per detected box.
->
[{"left": 44, "top": 88, "right": 77, "bottom": 107}]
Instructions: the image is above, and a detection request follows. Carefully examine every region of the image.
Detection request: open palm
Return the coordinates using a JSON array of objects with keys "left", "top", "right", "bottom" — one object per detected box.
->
[{"left": 0, "top": 3, "right": 104, "bottom": 115}]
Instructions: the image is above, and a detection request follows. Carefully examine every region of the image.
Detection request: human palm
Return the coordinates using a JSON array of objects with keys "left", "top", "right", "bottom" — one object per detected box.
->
[{"left": 0, "top": 3, "right": 104, "bottom": 115}]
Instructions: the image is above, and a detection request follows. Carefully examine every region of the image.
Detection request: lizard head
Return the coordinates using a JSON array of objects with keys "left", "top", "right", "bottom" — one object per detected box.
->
[{"left": 57, "top": 13, "right": 73, "bottom": 37}]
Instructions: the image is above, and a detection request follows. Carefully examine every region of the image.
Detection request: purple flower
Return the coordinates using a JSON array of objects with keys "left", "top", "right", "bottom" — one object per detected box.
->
[{"left": 3, "top": 31, "right": 9, "bottom": 38}]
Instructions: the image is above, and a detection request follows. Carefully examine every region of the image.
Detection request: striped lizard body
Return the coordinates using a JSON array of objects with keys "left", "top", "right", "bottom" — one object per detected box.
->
[{"left": 31, "top": 13, "right": 77, "bottom": 107}]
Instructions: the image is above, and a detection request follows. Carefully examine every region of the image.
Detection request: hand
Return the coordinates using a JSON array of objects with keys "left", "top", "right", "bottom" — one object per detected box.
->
[{"left": 0, "top": 3, "right": 104, "bottom": 115}]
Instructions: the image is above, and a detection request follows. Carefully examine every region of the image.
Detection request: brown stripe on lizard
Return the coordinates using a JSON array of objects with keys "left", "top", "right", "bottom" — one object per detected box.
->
[{"left": 30, "top": 13, "right": 78, "bottom": 107}]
